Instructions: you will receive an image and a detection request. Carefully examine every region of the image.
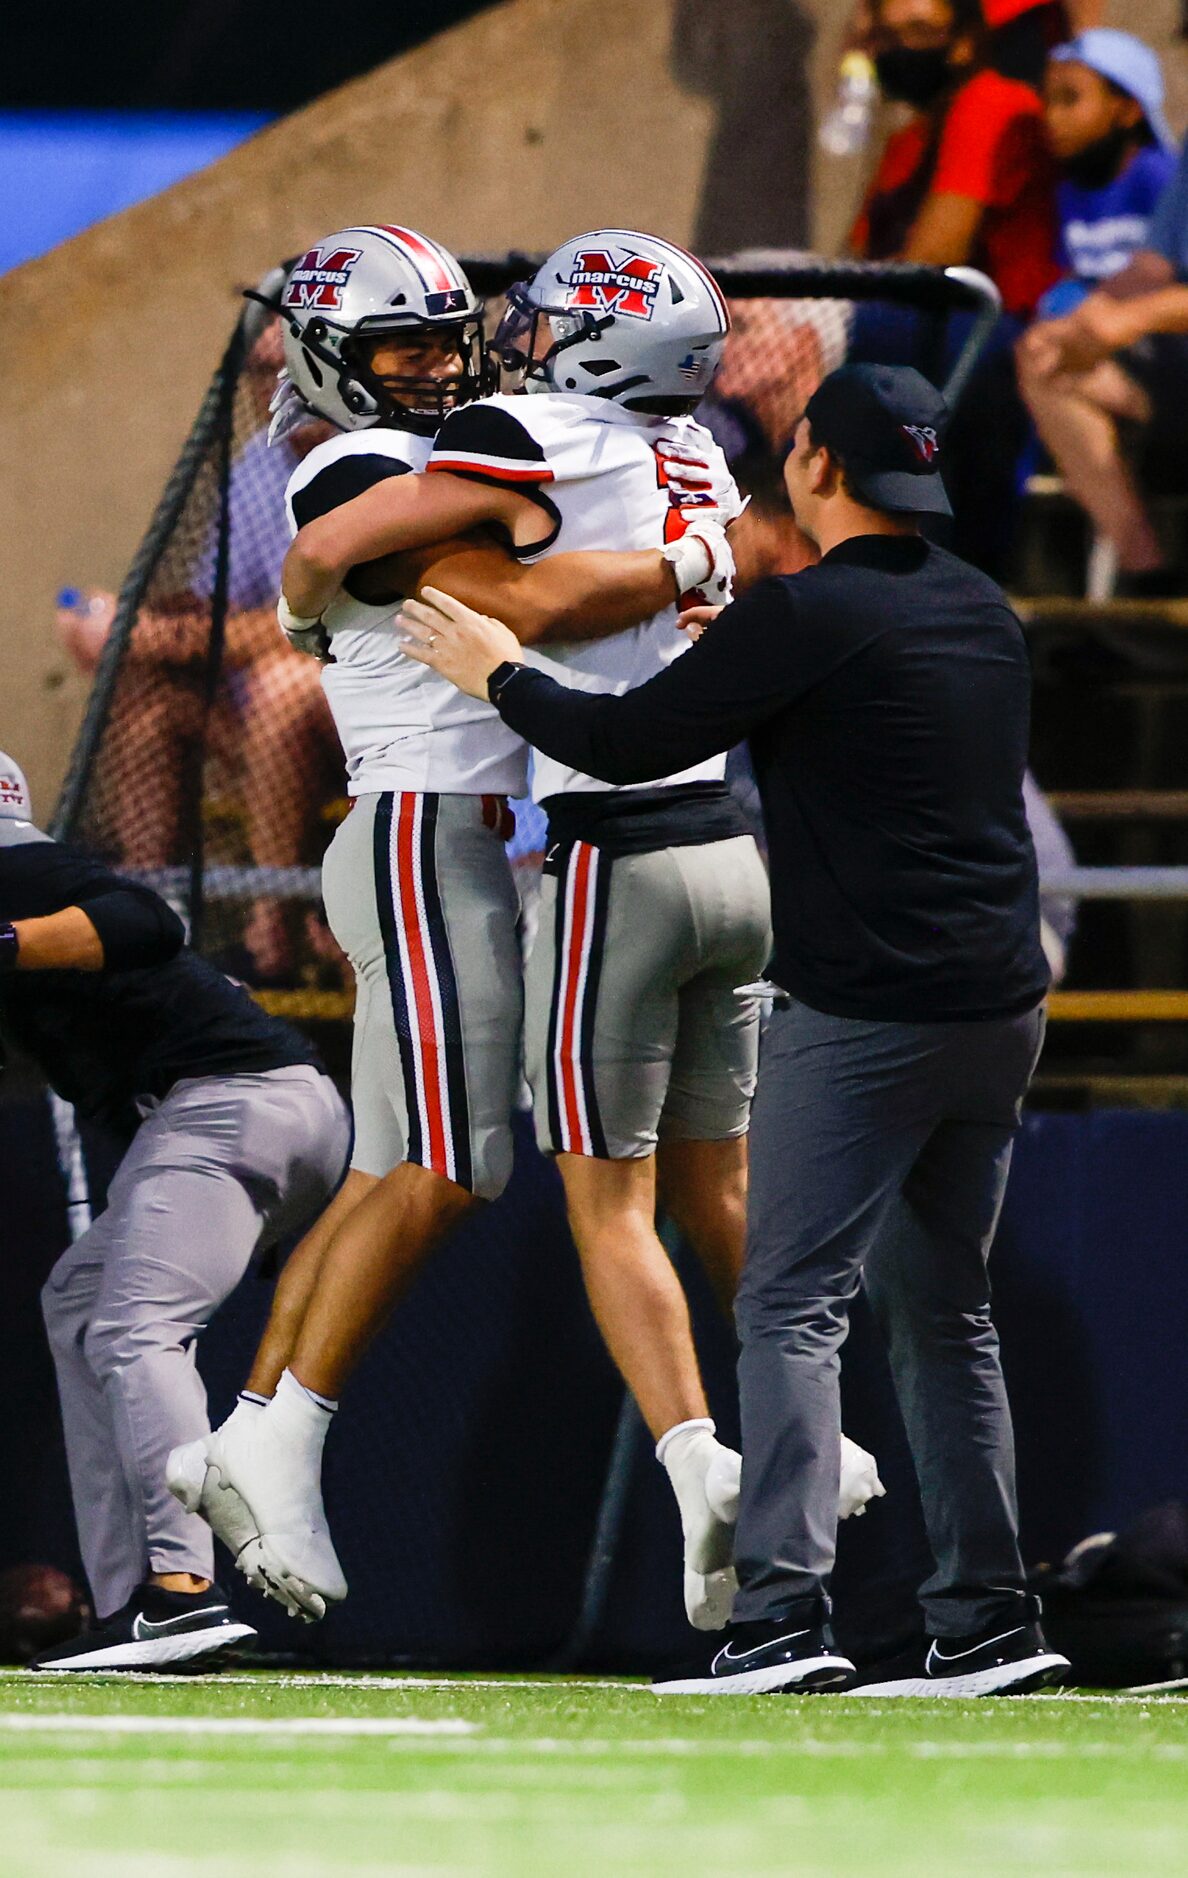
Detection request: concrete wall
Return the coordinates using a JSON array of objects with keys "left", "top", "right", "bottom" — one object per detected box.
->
[
  {"left": 0, "top": 0, "right": 836, "bottom": 812},
  {"left": 2, "top": 0, "right": 1185, "bottom": 812}
]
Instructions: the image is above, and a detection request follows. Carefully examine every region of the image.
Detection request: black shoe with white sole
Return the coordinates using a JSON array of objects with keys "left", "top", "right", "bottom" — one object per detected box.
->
[
  {"left": 848, "top": 1615, "right": 1070, "bottom": 1698},
  {"left": 31, "top": 1582, "right": 256, "bottom": 1672},
  {"left": 653, "top": 1607, "right": 856, "bottom": 1696}
]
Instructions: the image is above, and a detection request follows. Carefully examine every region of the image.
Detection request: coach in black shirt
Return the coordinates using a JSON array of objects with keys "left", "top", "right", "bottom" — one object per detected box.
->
[
  {"left": 0, "top": 755, "right": 349, "bottom": 1669},
  {"left": 401, "top": 363, "right": 1068, "bottom": 1698}
]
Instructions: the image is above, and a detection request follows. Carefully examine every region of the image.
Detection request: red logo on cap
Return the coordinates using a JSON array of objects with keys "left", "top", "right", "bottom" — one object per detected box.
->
[{"left": 902, "top": 423, "right": 939, "bottom": 465}]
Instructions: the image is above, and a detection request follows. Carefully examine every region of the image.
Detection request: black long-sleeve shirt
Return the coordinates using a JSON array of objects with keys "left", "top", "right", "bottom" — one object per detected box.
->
[
  {"left": 0, "top": 839, "right": 321, "bottom": 1128},
  {"left": 497, "top": 535, "right": 1048, "bottom": 1022}
]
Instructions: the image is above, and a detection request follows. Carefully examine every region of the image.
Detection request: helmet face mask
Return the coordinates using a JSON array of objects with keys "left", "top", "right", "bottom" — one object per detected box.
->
[
  {"left": 276, "top": 226, "right": 492, "bottom": 437},
  {"left": 493, "top": 284, "right": 614, "bottom": 393},
  {"left": 493, "top": 231, "right": 731, "bottom": 416},
  {"left": 339, "top": 313, "right": 492, "bottom": 435}
]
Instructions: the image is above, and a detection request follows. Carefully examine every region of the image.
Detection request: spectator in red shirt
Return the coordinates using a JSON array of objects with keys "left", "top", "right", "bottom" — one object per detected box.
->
[
  {"left": 848, "top": 0, "right": 1060, "bottom": 575},
  {"left": 853, "top": 0, "right": 1058, "bottom": 317}
]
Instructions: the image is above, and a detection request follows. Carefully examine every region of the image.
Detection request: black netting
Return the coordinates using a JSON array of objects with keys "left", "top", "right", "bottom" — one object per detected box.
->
[{"left": 54, "top": 292, "right": 347, "bottom": 989}]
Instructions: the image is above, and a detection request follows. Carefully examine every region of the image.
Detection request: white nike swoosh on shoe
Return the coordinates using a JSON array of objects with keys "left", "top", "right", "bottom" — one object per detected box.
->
[
  {"left": 927, "top": 1625, "right": 1026, "bottom": 1669},
  {"left": 713, "top": 1628, "right": 809, "bottom": 1671},
  {"left": 131, "top": 1606, "right": 228, "bottom": 1640}
]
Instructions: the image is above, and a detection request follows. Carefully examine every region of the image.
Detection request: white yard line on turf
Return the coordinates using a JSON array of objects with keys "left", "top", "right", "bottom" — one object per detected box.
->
[
  {"left": 0, "top": 1716, "right": 475, "bottom": 1738},
  {"left": 2, "top": 1721, "right": 1187, "bottom": 1761},
  {"left": 0, "top": 1670, "right": 633, "bottom": 1692},
  {"left": 1, "top": 1669, "right": 1184, "bottom": 1702},
  {"left": 549, "top": 1734, "right": 1175, "bottom": 1760}
]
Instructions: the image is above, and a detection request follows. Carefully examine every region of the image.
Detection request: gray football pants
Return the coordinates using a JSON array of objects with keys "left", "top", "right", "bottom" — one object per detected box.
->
[
  {"left": 733, "top": 999, "right": 1045, "bottom": 1638},
  {"left": 526, "top": 835, "right": 772, "bottom": 1158},
  {"left": 41, "top": 1066, "right": 349, "bottom": 1619}
]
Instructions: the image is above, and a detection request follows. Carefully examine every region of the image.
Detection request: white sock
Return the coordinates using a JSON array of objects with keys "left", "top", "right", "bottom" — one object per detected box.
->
[
  {"left": 218, "top": 1393, "right": 267, "bottom": 1439},
  {"left": 265, "top": 1368, "right": 337, "bottom": 1469},
  {"left": 656, "top": 1418, "right": 736, "bottom": 1576},
  {"left": 287, "top": 1374, "right": 339, "bottom": 1415},
  {"left": 654, "top": 1417, "right": 716, "bottom": 1470}
]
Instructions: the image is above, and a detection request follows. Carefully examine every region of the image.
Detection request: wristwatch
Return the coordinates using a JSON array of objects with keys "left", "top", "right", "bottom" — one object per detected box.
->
[
  {"left": 486, "top": 660, "right": 525, "bottom": 706},
  {"left": 0, "top": 922, "right": 19, "bottom": 974}
]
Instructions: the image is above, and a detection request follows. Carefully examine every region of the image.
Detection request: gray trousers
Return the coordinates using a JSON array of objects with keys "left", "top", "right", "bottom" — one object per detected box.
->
[
  {"left": 41, "top": 1066, "right": 349, "bottom": 1619},
  {"left": 733, "top": 999, "right": 1045, "bottom": 1638}
]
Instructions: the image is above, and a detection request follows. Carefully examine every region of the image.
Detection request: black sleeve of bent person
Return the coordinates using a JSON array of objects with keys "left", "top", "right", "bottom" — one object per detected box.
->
[
  {"left": 78, "top": 881, "right": 186, "bottom": 970},
  {"left": 1, "top": 846, "right": 185, "bottom": 970},
  {"left": 290, "top": 454, "right": 415, "bottom": 605},
  {"left": 494, "top": 581, "right": 808, "bottom": 786}
]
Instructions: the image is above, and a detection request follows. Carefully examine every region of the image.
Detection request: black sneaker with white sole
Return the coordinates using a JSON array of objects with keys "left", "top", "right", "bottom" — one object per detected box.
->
[
  {"left": 653, "top": 1606, "right": 856, "bottom": 1696},
  {"left": 849, "top": 1614, "right": 1070, "bottom": 1698},
  {"left": 30, "top": 1582, "right": 256, "bottom": 1672}
]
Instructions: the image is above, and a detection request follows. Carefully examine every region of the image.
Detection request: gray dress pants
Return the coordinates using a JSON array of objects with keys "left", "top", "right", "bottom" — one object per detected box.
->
[
  {"left": 733, "top": 999, "right": 1045, "bottom": 1638},
  {"left": 41, "top": 1066, "right": 349, "bottom": 1619}
]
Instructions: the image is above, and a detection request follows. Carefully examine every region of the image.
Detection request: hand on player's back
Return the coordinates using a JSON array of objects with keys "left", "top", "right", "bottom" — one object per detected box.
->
[{"left": 401, "top": 588, "right": 524, "bottom": 699}]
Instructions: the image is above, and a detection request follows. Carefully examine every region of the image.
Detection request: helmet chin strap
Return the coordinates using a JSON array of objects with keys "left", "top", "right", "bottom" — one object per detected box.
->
[{"left": 590, "top": 374, "right": 650, "bottom": 402}]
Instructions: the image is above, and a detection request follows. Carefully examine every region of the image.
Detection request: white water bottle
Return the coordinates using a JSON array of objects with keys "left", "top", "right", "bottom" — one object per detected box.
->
[{"left": 819, "top": 50, "right": 877, "bottom": 159}]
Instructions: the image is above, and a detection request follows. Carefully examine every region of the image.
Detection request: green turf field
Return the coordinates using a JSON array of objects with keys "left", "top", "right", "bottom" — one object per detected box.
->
[{"left": 1, "top": 1669, "right": 1186, "bottom": 1877}]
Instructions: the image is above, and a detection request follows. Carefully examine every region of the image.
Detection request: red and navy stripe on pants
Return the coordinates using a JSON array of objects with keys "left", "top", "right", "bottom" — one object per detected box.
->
[
  {"left": 545, "top": 840, "right": 611, "bottom": 1158},
  {"left": 373, "top": 792, "right": 472, "bottom": 1189}
]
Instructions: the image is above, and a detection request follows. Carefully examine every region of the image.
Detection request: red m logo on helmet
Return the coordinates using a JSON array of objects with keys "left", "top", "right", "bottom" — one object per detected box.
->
[
  {"left": 284, "top": 247, "right": 364, "bottom": 311},
  {"left": 566, "top": 250, "right": 664, "bottom": 321}
]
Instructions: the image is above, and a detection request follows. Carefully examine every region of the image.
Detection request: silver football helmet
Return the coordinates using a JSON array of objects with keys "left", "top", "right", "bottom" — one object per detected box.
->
[
  {"left": 493, "top": 229, "right": 731, "bottom": 415},
  {"left": 274, "top": 224, "right": 491, "bottom": 437}
]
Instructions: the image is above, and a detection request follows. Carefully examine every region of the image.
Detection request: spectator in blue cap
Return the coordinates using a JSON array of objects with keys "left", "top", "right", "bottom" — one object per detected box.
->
[
  {"left": 1018, "top": 35, "right": 1188, "bottom": 597},
  {"left": 1039, "top": 29, "right": 1177, "bottom": 316}
]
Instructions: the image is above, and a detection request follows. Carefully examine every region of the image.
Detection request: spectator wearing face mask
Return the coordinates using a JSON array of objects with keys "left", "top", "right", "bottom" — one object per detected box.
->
[
  {"left": 852, "top": 0, "right": 1058, "bottom": 319},
  {"left": 1039, "top": 31, "right": 1177, "bottom": 319},
  {"left": 849, "top": 0, "right": 1059, "bottom": 579}
]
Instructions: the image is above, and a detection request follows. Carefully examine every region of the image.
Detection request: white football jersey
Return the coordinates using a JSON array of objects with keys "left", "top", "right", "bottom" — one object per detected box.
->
[
  {"left": 284, "top": 429, "right": 528, "bottom": 798},
  {"left": 426, "top": 392, "right": 737, "bottom": 801}
]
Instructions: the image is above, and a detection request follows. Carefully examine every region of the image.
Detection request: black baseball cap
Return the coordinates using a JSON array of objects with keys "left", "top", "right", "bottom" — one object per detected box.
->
[{"left": 802, "top": 363, "right": 951, "bottom": 518}]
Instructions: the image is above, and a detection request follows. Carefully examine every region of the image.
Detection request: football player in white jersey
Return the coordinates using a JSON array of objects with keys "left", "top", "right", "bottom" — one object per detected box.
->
[
  {"left": 168, "top": 225, "right": 738, "bottom": 1618},
  {"left": 274, "top": 231, "right": 883, "bottom": 1630}
]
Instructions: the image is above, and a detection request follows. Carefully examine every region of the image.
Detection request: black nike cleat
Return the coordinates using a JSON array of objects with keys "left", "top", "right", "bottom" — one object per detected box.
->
[
  {"left": 30, "top": 1582, "right": 256, "bottom": 1672},
  {"left": 652, "top": 1607, "right": 856, "bottom": 1696},
  {"left": 848, "top": 1613, "right": 1070, "bottom": 1698}
]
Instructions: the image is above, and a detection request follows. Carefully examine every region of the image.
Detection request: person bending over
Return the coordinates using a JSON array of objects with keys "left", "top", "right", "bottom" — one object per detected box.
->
[{"left": 0, "top": 752, "right": 349, "bottom": 1671}]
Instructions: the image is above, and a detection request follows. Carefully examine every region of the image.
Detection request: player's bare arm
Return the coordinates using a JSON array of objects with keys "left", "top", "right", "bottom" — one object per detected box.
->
[
  {"left": 348, "top": 533, "right": 729, "bottom": 647},
  {"left": 283, "top": 470, "right": 551, "bottom": 617}
]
